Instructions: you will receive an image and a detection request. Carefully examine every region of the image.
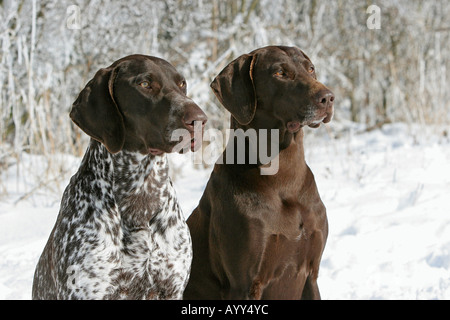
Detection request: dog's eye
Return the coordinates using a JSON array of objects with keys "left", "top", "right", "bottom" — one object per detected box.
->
[
  {"left": 179, "top": 80, "right": 186, "bottom": 89},
  {"left": 274, "top": 69, "right": 285, "bottom": 77},
  {"left": 308, "top": 66, "right": 315, "bottom": 73},
  {"left": 139, "top": 81, "right": 151, "bottom": 88}
]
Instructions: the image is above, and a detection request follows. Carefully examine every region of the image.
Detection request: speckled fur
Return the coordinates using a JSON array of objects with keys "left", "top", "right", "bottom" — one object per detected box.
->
[{"left": 32, "top": 140, "right": 192, "bottom": 300}]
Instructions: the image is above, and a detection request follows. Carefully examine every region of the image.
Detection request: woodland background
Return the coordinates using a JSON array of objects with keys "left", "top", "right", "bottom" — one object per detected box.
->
[{"left": 1, "top": 0, "right": 449, "bottom": 193}]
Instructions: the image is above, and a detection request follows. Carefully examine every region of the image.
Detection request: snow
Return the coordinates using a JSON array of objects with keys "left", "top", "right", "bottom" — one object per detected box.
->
[{"left": 1, "top": 123, "right": 449, "bottom": 300}]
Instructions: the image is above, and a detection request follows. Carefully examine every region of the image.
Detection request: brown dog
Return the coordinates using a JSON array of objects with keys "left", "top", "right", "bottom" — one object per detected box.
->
[{"left": 184, "top": 46, "right": 334, "bottom": 300}]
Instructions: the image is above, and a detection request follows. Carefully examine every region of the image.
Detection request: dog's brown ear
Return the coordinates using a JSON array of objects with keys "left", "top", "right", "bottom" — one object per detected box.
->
[
  {"left": 210, "top": 54, "right": 257, "bottom": 125},
  {"left": 70, "top": 66, "right": 125, "bottom": 154},
  {"left": 299, "top": 49, "right": 312, "bottom": 63}
]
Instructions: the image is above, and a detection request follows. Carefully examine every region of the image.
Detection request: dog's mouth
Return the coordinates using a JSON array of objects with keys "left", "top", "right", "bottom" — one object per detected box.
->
[
  {"left": 171, "top": 129, "right": 204, "bottom": 154},
  {"left": 287, "top": 109, "right": 334, "bottom": 132},
  {"left": 189, "top": 136, "right": 201, "bottom": 152},
  {"left": 307, "top": 114, "right": 329, "bottom": 129},
  {"left": 176, "top": 135, "right": 200, "bottom": 153},
  {"left": 148, "top": 127, "right": 204, "bottom": 156},
  {"left": 148, "top": 138, "right": 198, "bottom": 156},
  {"left": 148, "top": 148, "right": 165, "bottom": 156}
]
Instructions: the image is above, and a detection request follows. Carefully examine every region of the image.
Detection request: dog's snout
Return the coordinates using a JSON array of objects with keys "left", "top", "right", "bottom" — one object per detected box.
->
[
  {"left": 315, "top": 89, "right": 335, "bottom": 109},
  {"left": 183, "top": 104, "right": 208, "bottom": 130}
]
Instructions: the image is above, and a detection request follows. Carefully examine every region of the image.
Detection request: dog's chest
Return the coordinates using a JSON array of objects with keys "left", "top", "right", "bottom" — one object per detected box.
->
[
  {"left": 110, "top": 156, "right": 191, "bottom": 299},
  {"left": 58, "top": 148, "right": 192, "bottom": 299},
  {"left": 117, "top": 189, "right": 192, "bottom": 299}
]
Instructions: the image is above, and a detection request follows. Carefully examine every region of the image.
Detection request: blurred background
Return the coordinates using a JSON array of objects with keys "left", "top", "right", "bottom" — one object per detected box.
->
[{"left": 0, "top": 0, "right": 449, "bottom": 299}]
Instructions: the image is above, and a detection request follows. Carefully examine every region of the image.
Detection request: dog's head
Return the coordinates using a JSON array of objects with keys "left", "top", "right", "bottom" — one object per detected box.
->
[
  {"left": 70, "top": 55, "right": 207, "bottom": 155},
  {"left": 211, "top": 46, "right": 334, "bottom": 148}
]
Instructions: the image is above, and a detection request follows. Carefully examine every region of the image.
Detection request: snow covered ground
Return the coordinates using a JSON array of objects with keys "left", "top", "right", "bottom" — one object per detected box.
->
[{"left": 0, "top": 122, "right": 449, "bottom": 300}]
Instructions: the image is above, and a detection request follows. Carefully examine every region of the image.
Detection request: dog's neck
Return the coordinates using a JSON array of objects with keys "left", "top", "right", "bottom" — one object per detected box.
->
[
  {"left": 217, "top": 125, "right": 311, "bottom": 201},
  {"left": 80, "top": 139, "right": 173, "bottom": 225},
  {"left": 220, "top": 118, "right": 307, "bottom": 175}
]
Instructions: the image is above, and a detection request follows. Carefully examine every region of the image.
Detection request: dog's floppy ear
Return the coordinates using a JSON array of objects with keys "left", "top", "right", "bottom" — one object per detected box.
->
[
  {"left": 299, "top": 49, "right": 312, "bottom": 63},
  {"left": 70, "top": 66, "right": 125, "bottom": 154},
  {"left": 210, "top": 53, "right": 257, "bottom": 125}
]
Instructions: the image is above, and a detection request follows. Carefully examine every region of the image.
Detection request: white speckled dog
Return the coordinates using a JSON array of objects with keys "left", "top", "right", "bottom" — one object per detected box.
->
[{"left": 32, "top": 55, "right": 207, "bottom": 300}]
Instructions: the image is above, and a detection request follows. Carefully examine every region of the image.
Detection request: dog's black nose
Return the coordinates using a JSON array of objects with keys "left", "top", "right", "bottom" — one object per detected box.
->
[{"left": 183, "top": 104, "right": 208, "bottom": 130}]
